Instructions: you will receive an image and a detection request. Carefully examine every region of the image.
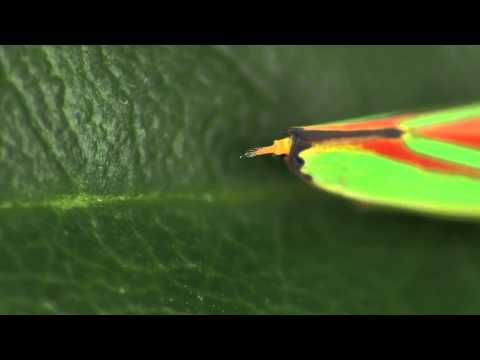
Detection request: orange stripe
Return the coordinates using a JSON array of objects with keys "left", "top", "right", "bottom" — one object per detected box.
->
[
  {"left": 302, "top": 114, "right": 412, "bottom": 131},
  {"left": 417, "top": 117, "right": 480, "bottom": 149},
  {"left": 360, "top": 138, "right": 480, "bottom": 178}
]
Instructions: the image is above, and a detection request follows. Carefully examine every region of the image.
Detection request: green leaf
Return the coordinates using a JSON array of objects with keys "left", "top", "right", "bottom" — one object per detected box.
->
[{"left": 2, "top": 45, "right": 480, "bottom": 314}]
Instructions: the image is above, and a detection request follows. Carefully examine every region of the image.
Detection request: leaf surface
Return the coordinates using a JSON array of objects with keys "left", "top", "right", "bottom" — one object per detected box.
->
[{"left": 2, "top": 45, "right": 480, "bottom": 313}]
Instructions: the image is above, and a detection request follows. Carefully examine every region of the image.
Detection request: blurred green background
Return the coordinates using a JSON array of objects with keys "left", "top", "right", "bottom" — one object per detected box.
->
[{"left": 1, "top": 45, "right": 480, "bottom": 314}]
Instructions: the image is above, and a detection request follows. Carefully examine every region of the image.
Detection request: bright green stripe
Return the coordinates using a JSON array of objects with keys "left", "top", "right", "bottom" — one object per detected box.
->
[
  {"left": 300, "top": 149, "right": 480, "bottom": 218},
  {"left": 0, "top": 186, "right": 300, "bottom": 211},
  {"left": 403, "top": 103, "right": 480, "bottom": 129},
  {"left": 404, "top": 135, "right": 480, "bottom": 169}
]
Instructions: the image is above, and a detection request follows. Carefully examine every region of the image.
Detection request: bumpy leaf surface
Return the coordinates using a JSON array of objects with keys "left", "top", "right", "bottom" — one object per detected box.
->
[{"left": 1, "top": 45, "right": 480, "bottom": 314}]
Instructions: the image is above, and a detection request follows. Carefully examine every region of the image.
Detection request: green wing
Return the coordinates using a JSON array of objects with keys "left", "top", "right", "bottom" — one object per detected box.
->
[
  {"left": 300, "top": 148, "right": 480, "bottom": 219},
  {"left": 298, "top": 103, "right": 480, "bottom": 219}
]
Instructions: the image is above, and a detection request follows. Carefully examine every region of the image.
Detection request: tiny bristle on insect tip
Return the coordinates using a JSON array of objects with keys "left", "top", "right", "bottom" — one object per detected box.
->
[{"left": 240, "top": 148, "right": 258, "bottom": 159}]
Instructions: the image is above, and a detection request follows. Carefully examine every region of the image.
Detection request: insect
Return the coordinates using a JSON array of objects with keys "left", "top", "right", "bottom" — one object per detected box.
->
[{"left": 244, "top": 103, "right": 480, "bottom": 219}]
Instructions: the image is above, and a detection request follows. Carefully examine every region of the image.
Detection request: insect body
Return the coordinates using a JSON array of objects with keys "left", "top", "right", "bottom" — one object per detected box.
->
[{"left": 244, "top": 103, "right": 480, "bottom": 219}]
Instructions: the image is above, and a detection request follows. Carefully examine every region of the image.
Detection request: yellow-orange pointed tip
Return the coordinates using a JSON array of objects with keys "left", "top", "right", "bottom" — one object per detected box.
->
[{"left": 241, "top": 137, "right": 292, "bottom": 159}]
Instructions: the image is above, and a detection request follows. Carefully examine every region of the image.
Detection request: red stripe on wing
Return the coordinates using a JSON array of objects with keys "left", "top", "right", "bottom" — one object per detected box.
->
[
  {"left": 303, "top": 114, "right": 413, "bottom": 131},
  {"left": 417, "top": 117, "right": 480, "bottom": 149},
  {"left": 360, "top": 138, "right": 480, "bottom": 178}
]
